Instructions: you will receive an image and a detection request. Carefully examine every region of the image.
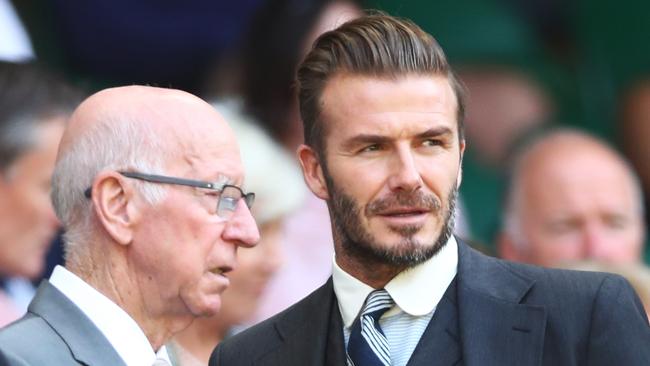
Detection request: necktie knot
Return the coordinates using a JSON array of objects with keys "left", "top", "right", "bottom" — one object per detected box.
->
[
  {"left": 347, "top": 289, "right": 394, "bottom": 366},
  {"left": 361, "top": 289, "right": 394, "bottom": 321}
]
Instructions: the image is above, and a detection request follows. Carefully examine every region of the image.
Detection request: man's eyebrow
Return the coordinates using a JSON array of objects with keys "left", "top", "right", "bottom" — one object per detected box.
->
[
  {"left": 341, "top": 134, "right": 393, "bottom": 150},
  {"left": 342, "top": 126, "right": 455, "bottom": 150},
  {"left": 415, "top": 126, "right": 454, "bottom": 139}
]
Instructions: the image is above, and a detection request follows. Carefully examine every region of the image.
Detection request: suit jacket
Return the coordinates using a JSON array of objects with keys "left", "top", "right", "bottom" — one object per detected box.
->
[
  {"left": 210, "top": 240, "right": 650, "bottom": 366},
  {"left": 0, "top": 281, "right": 126, "bottom": 366}
]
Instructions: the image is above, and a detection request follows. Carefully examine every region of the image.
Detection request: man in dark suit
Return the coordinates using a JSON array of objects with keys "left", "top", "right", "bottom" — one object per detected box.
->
[
  {"left": 0, "top": 86, "right": 260, "bottom": 365},
  {"left": 210, "top": 13, "right": 650, "bottom": 366}
]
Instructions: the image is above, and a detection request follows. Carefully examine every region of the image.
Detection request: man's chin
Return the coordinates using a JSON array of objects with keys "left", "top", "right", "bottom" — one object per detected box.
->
[
  {"left": 351, "top": 237, "right": 441, "bottom": 268},
  {"left": 186, "top": 296, "right": 222, "bottom": 318}
]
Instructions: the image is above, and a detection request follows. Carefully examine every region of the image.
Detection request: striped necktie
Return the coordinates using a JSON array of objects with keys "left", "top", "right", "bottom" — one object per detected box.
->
[{"left": 347, "top": 289, "right": 394, "bottom": 366}]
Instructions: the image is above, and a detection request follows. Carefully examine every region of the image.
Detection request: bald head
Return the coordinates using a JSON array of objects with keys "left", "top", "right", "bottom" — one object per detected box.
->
[
  {"left": 47, "top": 86, "right": 261, "bottom": 341},
  {"left": 52, "top": 86, "right": 240, "bottom": 255},
  {"left": 500, "top": 129, "right": 645, "bottom": 267},
  {"left": 59, "top": 85, "right": 234, "bottom": 159}
]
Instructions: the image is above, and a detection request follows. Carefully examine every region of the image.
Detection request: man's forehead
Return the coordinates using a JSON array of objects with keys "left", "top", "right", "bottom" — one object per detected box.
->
[
  {"left": 174, "top": 143, "right": 244, "bottom": 183},
  {"left": 323, "top": 72, "right": 455, "bottom": 100},
  {"left": 320, "top": 74, "right": 458, "bottom": 134}
]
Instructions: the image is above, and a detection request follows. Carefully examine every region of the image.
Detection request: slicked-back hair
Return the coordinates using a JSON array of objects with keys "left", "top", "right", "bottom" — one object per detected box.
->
[{"left": 296, "top": 12, "right": 465, "bottom": 155}]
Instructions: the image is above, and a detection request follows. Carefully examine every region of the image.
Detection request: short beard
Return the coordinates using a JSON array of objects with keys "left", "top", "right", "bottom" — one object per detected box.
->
[{"left": 323, "top": 164, "right": 458, "bottom": 271}]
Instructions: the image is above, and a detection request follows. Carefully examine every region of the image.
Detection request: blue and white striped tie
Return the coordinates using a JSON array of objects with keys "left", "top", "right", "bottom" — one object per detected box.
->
[{"left": 347, "top": 289, "right": 394, "bottom": 366}]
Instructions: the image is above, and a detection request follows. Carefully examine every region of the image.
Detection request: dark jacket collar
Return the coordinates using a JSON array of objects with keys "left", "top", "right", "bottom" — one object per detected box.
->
[{"left": 456, "top": 241, "right": 546, "bottom": 366}]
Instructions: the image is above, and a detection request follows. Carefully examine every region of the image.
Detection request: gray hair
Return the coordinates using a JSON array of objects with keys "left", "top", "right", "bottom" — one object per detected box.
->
[
  {"left": 503, "top": 128, "right": 646, "bottom": 247},
  {"left": 51, "top": 112, "right": 169, "bottom": 262}
]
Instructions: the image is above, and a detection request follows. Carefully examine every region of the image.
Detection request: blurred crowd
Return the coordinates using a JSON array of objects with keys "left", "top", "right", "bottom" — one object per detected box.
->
[{"left": 1, "top": 0, "right": 650, "bottom": 364}]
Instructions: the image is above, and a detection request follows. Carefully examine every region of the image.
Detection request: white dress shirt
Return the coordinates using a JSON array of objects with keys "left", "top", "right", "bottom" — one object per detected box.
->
[
  {"left": 50, "top": 265, "right": 171, "bottom": 366},
  {"left": 333, "top": 236, "right": 458, "bottom": 366}
]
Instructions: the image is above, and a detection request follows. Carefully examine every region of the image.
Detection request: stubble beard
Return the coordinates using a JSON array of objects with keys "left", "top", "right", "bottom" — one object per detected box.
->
[{"left": 323, "top": 165, "right": 458, "bottom": 271}]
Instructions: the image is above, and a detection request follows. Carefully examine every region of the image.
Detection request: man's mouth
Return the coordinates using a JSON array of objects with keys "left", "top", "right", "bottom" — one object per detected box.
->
[
  {"left": 209, "top": 266, "right": 232, "bottom": 276},
  {"left": 377, "top": 207, "right": 429, "bottom": 217}
]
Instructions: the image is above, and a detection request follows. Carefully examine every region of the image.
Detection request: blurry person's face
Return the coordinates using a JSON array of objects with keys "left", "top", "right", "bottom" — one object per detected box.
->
[
  {"left": 516, "top": 146, "right": 644, "bottom": 267},
  {"left": 0, "top": 117, "right": 64, "bottom": 279},
  {"left": 301, "top": 74, "right": 464, "bottom": 273},
  {"left": 283, "top": 1, "right": 363, "bottom": 150},
  {"left": 218, "top": 219, "right": 283, "bottom": 326}
]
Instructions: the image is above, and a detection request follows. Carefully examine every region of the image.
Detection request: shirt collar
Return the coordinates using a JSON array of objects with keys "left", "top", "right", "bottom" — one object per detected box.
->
[
  {"left": 332, "top": 236, "right": 458, "bottom": 328},
  {"left": 50, "top": 265, "right": 171, "bottom": 366}
]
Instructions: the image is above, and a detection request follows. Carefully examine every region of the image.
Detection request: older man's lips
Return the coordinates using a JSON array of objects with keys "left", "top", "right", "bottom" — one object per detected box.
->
[{"left": 209, "top": 266, "right": 233, "bottom": 287}]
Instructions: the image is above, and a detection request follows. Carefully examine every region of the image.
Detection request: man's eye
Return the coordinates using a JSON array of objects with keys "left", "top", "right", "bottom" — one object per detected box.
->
[
  {"left": 605, "top": 215, "right": 629, "bottom": 230},
  {"left": 360, "top": 144, "right": 381, "bottom": 153},
  {"left": 546, "top": 220, "right": 579, "bottom": 235},
  {"left": 421, "top": 139, "right": 442, "bottom": 147},
  {"left": 220, "top": 196, "right": 238, "bottom": 211}
]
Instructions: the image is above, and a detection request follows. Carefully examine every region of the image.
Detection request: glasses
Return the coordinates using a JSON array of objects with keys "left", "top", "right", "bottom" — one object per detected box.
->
[{"left": 84, "top": 171, "right": 255, "bottom": 219}]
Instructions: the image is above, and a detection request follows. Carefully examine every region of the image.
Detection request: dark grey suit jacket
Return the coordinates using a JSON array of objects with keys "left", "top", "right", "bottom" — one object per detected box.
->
[
  {"left": 0, "top": 281, "right": 126, "bottom": 366},
  {"left": 210, "top": 240, "right": 650, "bottom": 366}
]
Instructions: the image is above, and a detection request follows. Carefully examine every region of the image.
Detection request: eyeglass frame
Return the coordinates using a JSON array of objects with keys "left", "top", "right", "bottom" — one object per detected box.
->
[{"left": 84, "top": 171, "right": 255, "bottom": 215}]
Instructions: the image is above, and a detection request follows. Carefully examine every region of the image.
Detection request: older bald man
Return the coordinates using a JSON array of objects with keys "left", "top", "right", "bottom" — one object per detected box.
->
[
  {"left": 499, "top": 129, "right": 645, "bottom": 267},
  {"left": 0, "top": 86, "right": 260, "bottom": 366}
]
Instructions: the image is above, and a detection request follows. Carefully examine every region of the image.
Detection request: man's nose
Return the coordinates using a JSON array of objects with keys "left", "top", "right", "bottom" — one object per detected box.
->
[
  {"left": 222, "top": 200, "right": 260, "bottom": 248},
  {"left": 582, "top": 223, "right": 614, "bottom": 262},
  {"left": 387, "top": 147, "right": 422, "bottom": 192}
]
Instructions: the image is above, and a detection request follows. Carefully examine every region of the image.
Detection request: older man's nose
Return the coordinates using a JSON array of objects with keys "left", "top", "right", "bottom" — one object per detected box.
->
[{"left": 222, "top": 199, "right": 260, "bottom": 248}]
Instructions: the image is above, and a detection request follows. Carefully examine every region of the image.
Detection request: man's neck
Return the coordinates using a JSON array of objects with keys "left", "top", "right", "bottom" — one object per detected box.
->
[
  {"left": 174, "top": 319, "right": 227, "bottom": 365},
  {"left": 334, "top": 253, "right": 405, "bottom": 289},
  {"left": 67, "top": 258, "right": 190, "bottom": 351}
]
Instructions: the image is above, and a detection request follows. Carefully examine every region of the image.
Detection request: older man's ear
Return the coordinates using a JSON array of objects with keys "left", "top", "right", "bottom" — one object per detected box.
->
[{"left": 91, "top": 171, "right": 139, "bottom": 246}]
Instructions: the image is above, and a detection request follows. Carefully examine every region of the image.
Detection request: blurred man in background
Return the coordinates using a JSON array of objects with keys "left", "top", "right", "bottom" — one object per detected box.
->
[
  {"left": 0, "top": 61, "right": 80, "bottom": 326},
  {"left": 499, "top": 129, "right": 645, "bottom": 267}
]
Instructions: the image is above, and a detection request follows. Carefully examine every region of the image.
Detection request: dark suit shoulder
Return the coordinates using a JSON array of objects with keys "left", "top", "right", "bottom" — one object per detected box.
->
[
  {"left": 469, "top": 244, "right": 616, "bottom": 297},
  {"left": 499, "top": 258, "right": 612, "bottom": 292},
  {"left": 211, "top": 280, "right": 334, "bottom": 366},
  {"left": 459, "top": 244, "right": 650, "bottom": 365}
]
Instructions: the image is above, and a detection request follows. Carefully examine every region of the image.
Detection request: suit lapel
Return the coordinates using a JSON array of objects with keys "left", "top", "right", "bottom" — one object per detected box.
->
[
  {"left": 260, "top": 279, "right": 345, "bottom": 366},
  {"left": 456, "top": 242, "right": 546, "bottom": 366},
  {"left": 406, "top": 278, "right": 462, "bottom": 366},
  {"left": 324, "top": 299, "right": 347, "bottom": 366},
  {"left": 29, "top": 281, "right": 126, "bottom": 366}
]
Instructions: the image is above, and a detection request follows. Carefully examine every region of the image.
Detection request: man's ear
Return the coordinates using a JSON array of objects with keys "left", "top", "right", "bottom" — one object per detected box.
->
[
  {"left": 297, "top": 144, "right": 329, "bottom": 200},
  {"left": 91, "top": 171, "right": 138, "bottom": 245}
]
